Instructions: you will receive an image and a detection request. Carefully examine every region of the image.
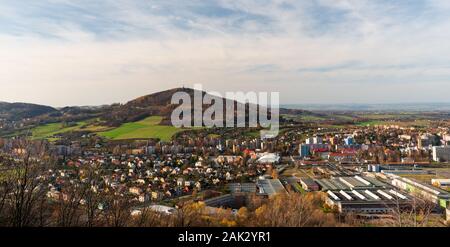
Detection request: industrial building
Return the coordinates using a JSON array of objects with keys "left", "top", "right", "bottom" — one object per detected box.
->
[
  {"left": 316, "top": 176, "right": 414, "bottom": 214},
  {"left": 390, "top": 176, "right": 450, "bottom": 209},
  {"left": 431, "top": 179, "right": 450, "bottom": 188},
  {"left": 299, "top": 178, "right": 320, "bottom": 191},
  {"left": 227, "top": 183, "right": 257, "bottom": 194},
  {"left": 203, "top": 194, "right": 246, "bottom": 209},
  {"left": 382, "top": 170, "right": 434, "bottom": 176},
  {"left": 315, "top": 176, "right": 388, "bottom": 191},
  {"left": 256, "top": 179, "right": 287, "bottom": 196},
  {"left": 432, "top": 146, "right": 450, "bottom": 162},
  {"left": 325, "top": 189, "right": 413, "bottom": 214},
  {"left": 203, "top": 183, "right": 257, "bottom": 210}
]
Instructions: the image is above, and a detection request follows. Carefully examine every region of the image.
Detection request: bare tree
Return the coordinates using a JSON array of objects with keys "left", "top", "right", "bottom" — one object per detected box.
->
[
  {"left": 104, "top": 191, "right": 134, "bottom": 227},
  {"left": 388, "top": 192, "right": 436, "bottom": 227},
  {"left": 53, "top": 178, "right": 86, "bottom": 227},
  {"left": 81, "top": 164, "right": 103, "bottom": 227},
  {"left": 132, "top": 207, "right": 166, "bottom": 227},
  {"left": 0, "top": 139, "right": 54, "bottom": 227},
  {"left": 0, "top": 178, "right": 13, "bottom": 225}
]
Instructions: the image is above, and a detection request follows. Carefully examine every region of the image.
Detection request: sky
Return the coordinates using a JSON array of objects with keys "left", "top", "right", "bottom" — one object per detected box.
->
[{"left": 1, "top": 0, "right": 450, "bottom": 106}]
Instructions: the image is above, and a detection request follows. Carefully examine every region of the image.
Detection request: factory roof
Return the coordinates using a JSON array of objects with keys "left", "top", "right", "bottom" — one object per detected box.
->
[
  {"left": 316, "top": 176, "right": 388, "bottom": 191},
  {"left": 228, "top": 183, "right": 257, "bottom": 194},
  {"left": 300, "top": 178, "right": 318, "bottom": 187},
  {"left": 257, "top": 179, "right": 287, "bottom": 196},
  {"left": 327, "top": 189, "right": 410, "bottom": 204},
  {"left": 394, "top": 177, "right": 450, "bottom": 198}
]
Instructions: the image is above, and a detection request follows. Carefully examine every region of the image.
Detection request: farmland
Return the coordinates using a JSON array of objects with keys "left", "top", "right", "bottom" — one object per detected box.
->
[
  {"left": 356, "top": 120, "right": 431, "bottom": 128},
  {"left": 9, "top": 116, "right": 186, "bottom": 142},
  {"left": 31, "top": 121, "right": 88, "bottom": 140},
  {"left": 98, "top": 116, "right": 185, "bottom": 141}
]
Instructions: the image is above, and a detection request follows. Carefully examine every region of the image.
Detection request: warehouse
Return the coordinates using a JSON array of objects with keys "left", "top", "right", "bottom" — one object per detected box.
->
[
  {"left": 227, "top": 183, "right": 257, "bottom": 194},
  {"left": 431, "top": 179, "right": 450, "bottom": 188},
  {"left": 203, "top": 194, "right": 246, "bottom": 209},
  {"left": 256, "top": 179, "right": 287, "bottom": 196},
  {"left": 325, "top": 189, "right": 413, "bottom": 214},
  {"left": 316, "top": 176, "right": 388, "bottom": 191},
  {"left": 391, "top": 176, "right": 450, "bottom": 208},
  {"left": 300, "top": 178, "right": 320, "bottom": 191}
]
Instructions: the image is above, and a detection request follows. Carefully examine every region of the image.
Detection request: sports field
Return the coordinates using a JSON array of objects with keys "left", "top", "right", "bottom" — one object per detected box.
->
[{"left": 98, "top": 116, "right": 184, "bottom": 141}]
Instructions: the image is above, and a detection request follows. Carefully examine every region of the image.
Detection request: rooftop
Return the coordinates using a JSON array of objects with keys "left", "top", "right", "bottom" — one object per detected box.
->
[
  {"left": 327, "top": 189, "right": 410, "bottom": 204},
  {"left": 316, "top": 176, "right": 388, "bottom": 191},
  {"left": 257, "top": 179, "right": 287, "bottom": 196}
]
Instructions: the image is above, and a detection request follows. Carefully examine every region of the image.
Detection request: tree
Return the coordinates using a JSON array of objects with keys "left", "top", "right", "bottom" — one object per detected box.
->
[
  {"left": 0, "top": 178, "right": 13, "bottom": 225},
  {"left": 104, "top": 191, "right": 134, "bottom": 227},
  {"left": 388, "top": 194, "right": 436, "bottom": 227},
  {"left": 236, "top": 207, "right": 249, "bottom": 226},
  {"left": 173, "top": 201, "right": 206, "bottom": 227},
  {"left": 0, "top": 139, "right": 54, "bottom": 227},
  {"left": 131, "top": 207, "right": 166, "bottom": 227},
  {"left": 53, "top": 177, "right": 86, "bottom": 227},
  {"left": 250, "top": 193, "right": 338, "bottom": 227},
  {"left": 81, "top": 164, "right": 103, "bottom": 227}
]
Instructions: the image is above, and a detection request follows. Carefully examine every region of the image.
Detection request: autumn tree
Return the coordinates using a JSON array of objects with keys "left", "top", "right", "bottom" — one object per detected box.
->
[{"left": 250, "top": 193, "right": 338, "bottom": 227}]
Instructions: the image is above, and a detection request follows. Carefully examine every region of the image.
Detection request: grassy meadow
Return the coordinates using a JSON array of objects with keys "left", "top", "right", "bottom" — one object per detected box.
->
[
  {"left": 98, "top": 116, "right": 184, "bottom": 141},
  {"left": 31, "top": 121, "right": 88, "bottom": 140}
]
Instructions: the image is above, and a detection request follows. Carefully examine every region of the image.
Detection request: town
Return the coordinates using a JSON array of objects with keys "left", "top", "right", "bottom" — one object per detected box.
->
[{"left": 1, "top": 105, "right": 450, "bottom": 227}]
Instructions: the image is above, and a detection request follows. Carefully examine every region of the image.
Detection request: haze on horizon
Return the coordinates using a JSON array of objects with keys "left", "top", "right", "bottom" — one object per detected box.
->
[{"left": 1, "top": 0, "right": 450, "bottom": 107}]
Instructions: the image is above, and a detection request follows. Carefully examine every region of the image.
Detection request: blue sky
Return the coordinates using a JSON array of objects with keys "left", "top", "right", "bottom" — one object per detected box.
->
[{"left": 1, "top": 0, "right": 450, "bottom": 106}]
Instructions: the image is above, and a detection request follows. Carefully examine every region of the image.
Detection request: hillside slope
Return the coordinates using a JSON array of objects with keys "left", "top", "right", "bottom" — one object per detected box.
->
[
  {"left": 0, "top": 102, "right": 58, "bottom": 121},
  {"left": 99, "top": 87, "right": 323, "bottom": 127}
]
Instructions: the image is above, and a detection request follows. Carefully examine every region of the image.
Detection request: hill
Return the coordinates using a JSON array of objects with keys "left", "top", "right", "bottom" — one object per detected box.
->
[
  {"left": 0, "top": 88, "right": 318, "bottom": 141},
  {"left": 101, "top": 88, "right": 194, "bottom": 126},
  {"left": 101, "top": 87, "right": 260, "bottom": 127},
  {"left": 0, "top": 102, "right": 58, "bottom": 121},
  {"left": 100, "top": 87, "right": 317, "bottom": 127}
]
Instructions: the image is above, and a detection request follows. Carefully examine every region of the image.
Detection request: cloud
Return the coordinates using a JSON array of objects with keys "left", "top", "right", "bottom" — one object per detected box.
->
[{"left": 1, "top": 0, "right": 450, "bottom": 105}]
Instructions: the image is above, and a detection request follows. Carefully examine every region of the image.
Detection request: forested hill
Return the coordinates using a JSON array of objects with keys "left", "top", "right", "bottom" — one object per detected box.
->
[{"left": 0, "top": 102, "right": 58, "bottom": 121}]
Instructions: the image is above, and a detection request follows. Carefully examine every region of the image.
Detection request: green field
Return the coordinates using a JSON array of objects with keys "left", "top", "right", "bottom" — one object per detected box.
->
[
  {"left": 207, "top": 134, "right": 221, "bottom": 138},
  {"left": 244, "top": 130, "right": 261, "bottom": 138},
  {"left": 356, "top": 120, "right": 431, "bottom": 128},
  {"left": 26, "top": 116, "right": 186, "bottom": 142},
  {"left": 357, "top": 113, "right": 420, "bottom": 120},
  {"left": 330, "top": 114, "right": 356, "bottom": 121},
  {"left": 282, "top": 114, "right": 327, "bottom": 122},
  {"left": 31, "top": 121, "right": 88, "bottom": 140},
  {"left": 356, "top": 120, "right": 387, "bottom": 126},
  {"left": 98, "top": 116, "right": 184, "bottom": 141},
  {"left": 300, "top": 115, "right": 327, "bottom": 121}
]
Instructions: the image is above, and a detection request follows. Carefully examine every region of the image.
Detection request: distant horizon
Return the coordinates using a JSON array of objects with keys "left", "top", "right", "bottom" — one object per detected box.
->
[{"left": 4, "top": 87, "right": 450, "bottom": 111}]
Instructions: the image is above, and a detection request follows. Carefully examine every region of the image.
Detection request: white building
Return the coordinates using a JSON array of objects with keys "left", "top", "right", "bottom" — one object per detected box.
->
[
  {"left": 257, "top": 153, "right": 280, "bottom": 164},
  {"left": 432, "top": 146, "right": 450, "bottom": 162},
  {"left": 313, "top": 136, "right": 323, "bottom": 144},
  {"left": 432, "top": 179, "right": 450, "bottom": 187}
]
